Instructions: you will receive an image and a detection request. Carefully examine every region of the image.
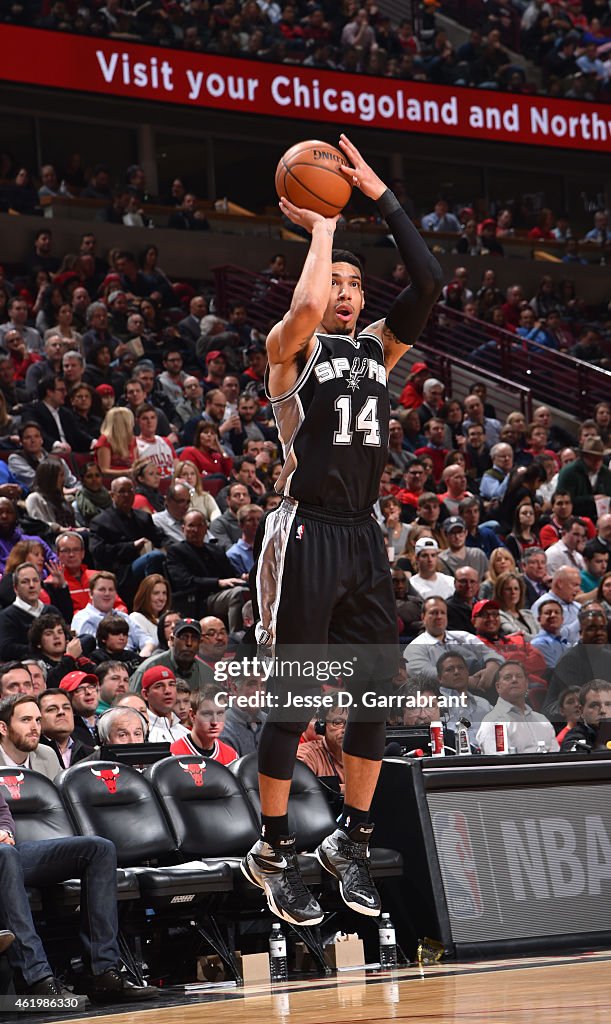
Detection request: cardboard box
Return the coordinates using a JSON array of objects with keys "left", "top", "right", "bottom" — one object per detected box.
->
[
  {"left": 325, "top": 933, "right": 365, "bottom": 970},
  {"left": 235, "top": 951, "right": 270, "bottom": 985}
]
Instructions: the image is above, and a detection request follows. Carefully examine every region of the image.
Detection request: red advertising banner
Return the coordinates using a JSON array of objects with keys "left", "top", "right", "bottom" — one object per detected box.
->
[{"left": 1, "top": 25, "right": 611, "bottom": 152}]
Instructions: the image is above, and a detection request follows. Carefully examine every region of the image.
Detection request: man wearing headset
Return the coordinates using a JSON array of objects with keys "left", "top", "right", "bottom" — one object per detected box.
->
[{"left": 296, "top": 696, "right": 347, "bottom": 789}]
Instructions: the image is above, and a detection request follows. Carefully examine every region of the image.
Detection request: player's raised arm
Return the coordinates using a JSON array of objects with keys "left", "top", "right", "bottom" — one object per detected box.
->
[
  {"left": 267, "top": 197, "right": 338, "bottom": 368},
  {"left": 338, "top": 134, "right": 443, "bottom": 371}
]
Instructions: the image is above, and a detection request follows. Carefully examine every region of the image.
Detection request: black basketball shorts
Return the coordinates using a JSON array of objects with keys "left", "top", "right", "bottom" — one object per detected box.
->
[{"left": 255, "top": 499, "right": 399, "bottom": 676}]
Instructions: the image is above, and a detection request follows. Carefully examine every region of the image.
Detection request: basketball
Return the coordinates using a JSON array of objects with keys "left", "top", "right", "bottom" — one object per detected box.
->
[{"left": 275, "top": 139, "right": 353, "bottom": 217}]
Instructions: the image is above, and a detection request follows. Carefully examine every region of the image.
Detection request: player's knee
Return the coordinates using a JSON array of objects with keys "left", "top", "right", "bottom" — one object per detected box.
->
[{"left": 343, "top": 720, "right": 386, "bottom": 761}]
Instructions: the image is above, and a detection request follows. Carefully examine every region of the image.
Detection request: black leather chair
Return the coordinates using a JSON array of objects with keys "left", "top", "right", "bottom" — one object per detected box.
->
[
  {"left": 231, "top": 754, "right": 404, "bottom": 879},
  {"left": 0, "top": 766, "right": 141, "bottom": 980},
  {"left": 148, "top": 755, "right": 328, "bottom": 974},
  {"left": 57, "top": 760, "right": 235, "bottom": 981}
]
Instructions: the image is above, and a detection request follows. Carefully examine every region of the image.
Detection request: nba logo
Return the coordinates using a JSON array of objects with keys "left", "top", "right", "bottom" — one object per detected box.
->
[
  {"left": 296, "top": 524, "right": 304, "bottom": 541},
  {"left": 432, "top": 810, "right": 484, "bottom": 919}
]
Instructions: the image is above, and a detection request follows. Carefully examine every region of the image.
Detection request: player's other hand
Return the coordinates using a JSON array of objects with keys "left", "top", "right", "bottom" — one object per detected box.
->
[
  {"left": 338, "top": 134, "right": 386, "bottom": 202},
  {"left": 279, "top": 196, "right": 338, "bottom": 234}
]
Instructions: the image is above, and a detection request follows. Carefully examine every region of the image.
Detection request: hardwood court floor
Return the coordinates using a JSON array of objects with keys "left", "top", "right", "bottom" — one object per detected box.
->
[{"left": 46, "top": 950, "right": 611, "bottom": 1024}]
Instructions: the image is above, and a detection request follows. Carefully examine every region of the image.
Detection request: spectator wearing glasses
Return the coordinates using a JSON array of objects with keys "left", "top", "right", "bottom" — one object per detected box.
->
[
  {"left": 446, "top": 565, "right": 480, "bottom": 634},
  {"left": 297, "top": 697, "right": 347, "bottom": 788},
  {"left": 198, "top": 616, "right": 230, "bottom": 671},
  {"left": 152, "top": 483, "right": 192, "bottom": 545},
  {"left": 395, "top": 459, "right": 427, "bottom": 518}
]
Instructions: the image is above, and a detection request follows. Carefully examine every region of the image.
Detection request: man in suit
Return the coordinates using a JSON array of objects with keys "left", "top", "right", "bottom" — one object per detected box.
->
[
  {"left": 25, "top": 375, "right": 92, "bottom": 452},
  {"left": 0, "top": 564, "right": 63, "bottom": 662},
  {"left": 89, "top": 477, "right": 165, "bottom": 603},
  {"left": 522, "top": 547, "right": 552, "bottom": 608},
  {"left": 178, "top": 294, "right": 207, "bottom": 348},
  {"left": 166, "top": 509, "right": 248, "bottom": 631},
  {"left": 0, "top": 693, "right": 60, "bottom": 780},
  {"left": 38, "top": 688, "right": 94, "bottom": 768}
]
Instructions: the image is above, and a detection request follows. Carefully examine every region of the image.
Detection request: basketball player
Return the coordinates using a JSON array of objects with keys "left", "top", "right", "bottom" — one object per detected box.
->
[{"left": 242, "top": 135, "right": 443, "bottom": 925}]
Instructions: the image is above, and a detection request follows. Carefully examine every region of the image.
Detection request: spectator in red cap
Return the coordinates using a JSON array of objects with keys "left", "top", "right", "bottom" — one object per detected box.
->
[
  {"left": 170, "top": 685, "right": 237, "bottom": 764},
  {"left": 471, "top": 599, "right": 547, "bottom": 695},
  {"left": 203, "top": 350, "right": 227, "bottom": 393},
  {"left": 140, "top": 664, "right": 188, "bottom": 743},
  {"left": 398, "top": 361, "right": 429, "bottom": 409},
  {"left": 479, "top": 219, "right": 505, "bottom": 257},
  {"left": 59, "top": 669, "right": 101, "bottom": 745},
  {"left": 95, "top": 383, "right": 116, "bottom": 414}
]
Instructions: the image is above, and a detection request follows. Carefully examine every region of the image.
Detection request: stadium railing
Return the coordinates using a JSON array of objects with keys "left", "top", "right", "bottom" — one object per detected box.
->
[{"left": 214, "top": 263, "right": 607, "bottom": 419}]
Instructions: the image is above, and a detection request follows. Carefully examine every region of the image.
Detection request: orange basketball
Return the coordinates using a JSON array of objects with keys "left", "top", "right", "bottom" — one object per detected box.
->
[{"left": 275, "top": 140, "right": 353, "bottom": 217}]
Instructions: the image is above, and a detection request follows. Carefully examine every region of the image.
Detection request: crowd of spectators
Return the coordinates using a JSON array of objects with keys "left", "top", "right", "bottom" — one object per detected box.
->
[
  {"left": 0, "top": 219, "right": 610, "bottom": 997},
  {"left": 430, "top": 262, "right": 611, "bottom": 365},
  {"left": 446, "top": 0, "right": 611, "bottom": 100},
  {"left": 3, "top": 0, "right": 610, "bottom": 101},
  {"left": 0, "top": 219, "right": 607, "bottom": 780}
]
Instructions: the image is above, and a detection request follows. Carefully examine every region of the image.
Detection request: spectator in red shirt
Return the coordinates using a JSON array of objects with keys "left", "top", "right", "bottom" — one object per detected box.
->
[
  {"left": 55, "top": 531, "right": 127, "bottom": 615},
  {"left": 170, "top": 685, "right": 237, "bottom": 765},
  {"left": 181, "top": 421, "right": 233, "bottom": 479},
  {"left": 394, "top": 459, "right": 427, "bottom": 512},
  {"left": 398, "top": 361, "right": 430, "bottom": 409},
  {"left": 528, "top": 209, "right": 555, "bottom": 241},
  {"left": 415, "top": 417, "right": 449, "bottom": 483}
]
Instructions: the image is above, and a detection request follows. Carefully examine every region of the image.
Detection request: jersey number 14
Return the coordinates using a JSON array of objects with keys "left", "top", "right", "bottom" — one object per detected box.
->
[{"left": 334, "top": 395, "right": 381, "bottom": 447}]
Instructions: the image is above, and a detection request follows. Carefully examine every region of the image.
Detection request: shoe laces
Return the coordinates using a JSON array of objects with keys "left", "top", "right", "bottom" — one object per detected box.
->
[
  {"left": 338, "top": 837, "right": 374, "bottom": 887},
  {"left": 284, "top": 852, "right": 314, "bottom": 903}
]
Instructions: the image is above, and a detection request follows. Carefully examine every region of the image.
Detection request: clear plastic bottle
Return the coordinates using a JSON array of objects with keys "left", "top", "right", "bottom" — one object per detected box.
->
[
  {"left": 378, "top": 912, "right": 397, "bottom": 968},
  {"left": 269, "top": 922, "right": 288, "bottom": 982}
]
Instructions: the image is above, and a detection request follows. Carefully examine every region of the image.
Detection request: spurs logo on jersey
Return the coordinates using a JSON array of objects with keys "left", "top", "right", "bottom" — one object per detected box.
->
[
  {"left": 267, "top": 332, "right": 390, "bottom": 512},
  {"left": 346, "top": 357, "right": 369, "bottom": 391}
]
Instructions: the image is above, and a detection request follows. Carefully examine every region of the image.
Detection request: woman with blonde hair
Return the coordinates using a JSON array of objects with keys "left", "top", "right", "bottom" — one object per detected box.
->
[
  {"left": 479, "top": 546, "right": 517, "bottom": 599},
  {"left": 93, "top": 406, "right": 137, "bottom": 478},
  {"left": 130, "top": 574, "right": 172, "bottom": 644},
  {"left": 172, "top": 460, "right": 221, "bottom": 521},
  {"left": 494, "top": 570, "right": 538, "bottom": 639}
]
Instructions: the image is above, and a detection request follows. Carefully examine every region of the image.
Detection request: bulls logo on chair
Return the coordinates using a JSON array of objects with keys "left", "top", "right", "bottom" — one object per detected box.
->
[
  {"left": 90, "top": 765, "right": 121, "bottom": 794},
  {"left": 178, "top": 761, "right": 206, "bottom": 787},
  {"left": 0, "top": 771, "right": 25, "bottom": 800}
]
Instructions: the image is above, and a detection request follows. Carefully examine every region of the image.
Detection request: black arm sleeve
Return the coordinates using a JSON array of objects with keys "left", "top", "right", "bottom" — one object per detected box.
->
[{"left": 377, "top": 189, "right": 443, "bottom": 346}]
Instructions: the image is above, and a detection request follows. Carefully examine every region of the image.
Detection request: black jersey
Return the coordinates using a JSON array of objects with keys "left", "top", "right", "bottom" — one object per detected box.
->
[{"left": 268, "top": 331, "right": 390, "bottom": 512}]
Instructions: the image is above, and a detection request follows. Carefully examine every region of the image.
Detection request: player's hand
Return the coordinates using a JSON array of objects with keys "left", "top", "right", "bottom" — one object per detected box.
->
[
  {"left": 279, "top": 196, "right": 338, "bottom": 234},
  {"left": 338, "top": 134, "right": 386, "bottom": 202}
]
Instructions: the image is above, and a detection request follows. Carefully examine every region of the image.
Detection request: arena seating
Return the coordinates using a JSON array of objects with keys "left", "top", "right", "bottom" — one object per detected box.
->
[
  {"left": 4, "top": 0, "right": 609, "bottom": 101},
  {"left": 0, "top": 755, "right": 402, "bottom": 983}
]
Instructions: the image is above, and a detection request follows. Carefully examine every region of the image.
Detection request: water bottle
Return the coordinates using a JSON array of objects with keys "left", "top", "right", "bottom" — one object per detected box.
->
[
  {"left": 378, "top": 912, "right": 397, "bottom": 968},
  {"left": 269, "top": 922, "right": 288, "bottom": 982}
]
